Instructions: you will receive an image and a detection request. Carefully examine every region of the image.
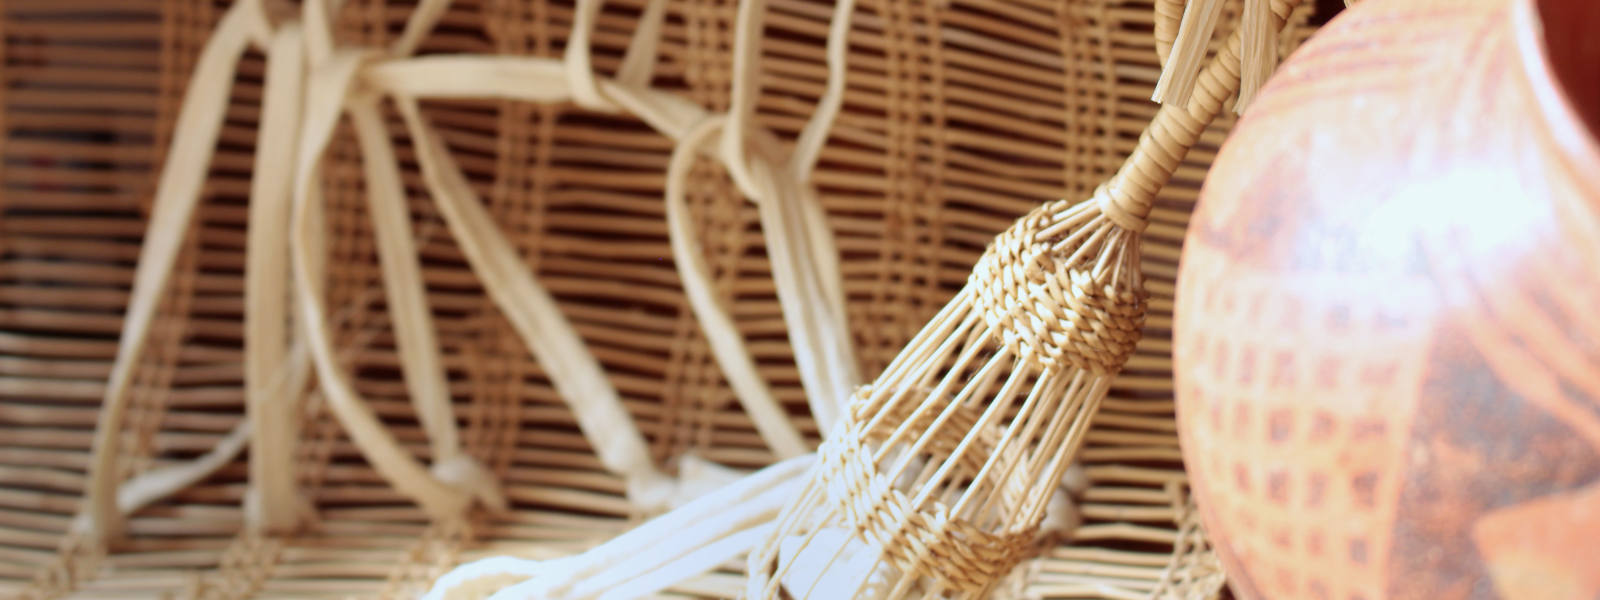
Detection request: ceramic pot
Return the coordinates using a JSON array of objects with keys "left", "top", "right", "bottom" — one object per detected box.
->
[{"left": 1173, "top": 0, "right": 1600, "bottom": 598}]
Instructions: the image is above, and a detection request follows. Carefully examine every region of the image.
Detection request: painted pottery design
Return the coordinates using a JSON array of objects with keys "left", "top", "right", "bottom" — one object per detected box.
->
[{"left": 1173, "top": 0, "right": 1600, "bottom": 598}]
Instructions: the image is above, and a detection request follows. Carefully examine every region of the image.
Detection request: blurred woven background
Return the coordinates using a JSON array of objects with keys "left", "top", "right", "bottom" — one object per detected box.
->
[{"left": 0, "top": 0, "right": 1323, "bottom": 597}]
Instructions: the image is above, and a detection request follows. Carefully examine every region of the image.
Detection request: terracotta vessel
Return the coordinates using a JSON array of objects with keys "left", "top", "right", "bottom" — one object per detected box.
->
[{"left": 1173, "top": 0, "right": 1600, "bottom": 598}]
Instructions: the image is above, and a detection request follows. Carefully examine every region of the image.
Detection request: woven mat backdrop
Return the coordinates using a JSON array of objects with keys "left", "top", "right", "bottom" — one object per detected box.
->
[{"left": 0, "top": 0, "right": 1317, "bottom": 597}]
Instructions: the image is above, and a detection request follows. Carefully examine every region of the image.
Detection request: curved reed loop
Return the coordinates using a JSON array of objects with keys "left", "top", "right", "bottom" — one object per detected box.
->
[{"left": 78, "top": 0, "right": 862, "bottom": 550}]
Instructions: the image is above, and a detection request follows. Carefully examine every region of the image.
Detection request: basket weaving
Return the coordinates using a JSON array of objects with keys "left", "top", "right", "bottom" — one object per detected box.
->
[{"left": 0, "top": 0, "right": 1317, "bottom": 598}]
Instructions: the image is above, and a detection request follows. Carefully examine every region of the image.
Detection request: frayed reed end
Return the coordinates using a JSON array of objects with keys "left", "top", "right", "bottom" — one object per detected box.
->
[
  {"left": 1152, "top": 0, "right": 1226, "bottom": 106},
  {"left": 1237, "top": 0, "right": 1280, "bottom": 113}
]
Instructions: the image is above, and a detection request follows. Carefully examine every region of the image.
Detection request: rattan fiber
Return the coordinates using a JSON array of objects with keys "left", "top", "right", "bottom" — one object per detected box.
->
[{"left": 0, "top": 0, "right": 1315, "bottom": 597}]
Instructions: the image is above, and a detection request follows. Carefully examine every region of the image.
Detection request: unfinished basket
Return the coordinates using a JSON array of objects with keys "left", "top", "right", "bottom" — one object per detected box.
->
[{"left": 0, "top": 0, "right": 1316, "bottom": 598}]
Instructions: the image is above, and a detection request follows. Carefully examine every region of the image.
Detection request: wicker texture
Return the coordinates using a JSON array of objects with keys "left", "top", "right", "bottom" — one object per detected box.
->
[
  {"left": 0, "top": 0, "right": 1315, "bottom": 597},
  {"left": 740, "top": 3, "right": 1304, "bottom": 595},
  {"left": 972, "top": 200, "right": 1146, "bottom": 375}
]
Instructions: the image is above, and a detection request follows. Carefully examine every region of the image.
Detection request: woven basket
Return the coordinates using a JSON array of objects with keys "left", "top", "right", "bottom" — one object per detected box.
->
[{"left": 0, "top": 0, "right": 1319, "bottom": 597}]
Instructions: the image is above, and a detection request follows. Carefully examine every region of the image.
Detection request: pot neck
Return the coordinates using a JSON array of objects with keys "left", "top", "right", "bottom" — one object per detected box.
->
[{"left": 1514, "top": 0, "right": 1600, "bottom": 192}]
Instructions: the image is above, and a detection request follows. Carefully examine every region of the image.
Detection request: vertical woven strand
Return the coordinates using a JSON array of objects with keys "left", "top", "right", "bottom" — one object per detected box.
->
[
  {"left": 865, "top": 0, "right": 944, "bottom": 381},
  {"left": 479, "top": 0, "right": 547, "bottom": 531},
  {"left": 244, "top": 22, "right": 308, "bottom": 534},
  {"left": 722, "top": 0, "right": 861, "bottom": 430},
  {"left": 1057, "top": 0, "right": 1119, "bottom": 212},
  {"left": 81, "top": 0, "right": 256, "bottom": 546},
  {"left": 655, "top": 0, "right": 720, "bottom": 466},
  {"left": 123, "top": 221, "right": 199, "bottom": 489},
  {"left": 915, "top": 0, "right": 950, "bottom": 378}
]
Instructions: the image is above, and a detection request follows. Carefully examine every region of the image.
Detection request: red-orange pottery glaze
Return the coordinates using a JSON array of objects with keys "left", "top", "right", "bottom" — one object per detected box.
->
[{"left": 1173, "top": 0, "right": 1600, "bottom": 598}]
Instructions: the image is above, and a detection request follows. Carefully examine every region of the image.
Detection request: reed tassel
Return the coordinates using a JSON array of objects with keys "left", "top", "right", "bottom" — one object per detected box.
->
[
  {"left": 746, "top": 0, "right": 1303, "bottom": 596},
  {"left": 1238, "top": 0, "right": 1281, "bottom": 111},
  {"left": 1156, "top": 0, "right": 1293, "bottom": 113},
  {"left": 1151, "top": 0, "right": 1225, "bottom": 106}
]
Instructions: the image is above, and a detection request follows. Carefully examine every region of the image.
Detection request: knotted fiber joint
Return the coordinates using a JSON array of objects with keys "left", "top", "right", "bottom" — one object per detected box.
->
[{"left": 970, "top": 197, "right": 1147, "bottom": 376}]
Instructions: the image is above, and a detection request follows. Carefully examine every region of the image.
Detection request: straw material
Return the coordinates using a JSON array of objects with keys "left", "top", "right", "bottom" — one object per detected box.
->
[
  {"left": 0, "top": 0, "right": 1316, "bottom": 598},
  {"left": 741, "top": 3, "right": 1305, "bottom": 595}
]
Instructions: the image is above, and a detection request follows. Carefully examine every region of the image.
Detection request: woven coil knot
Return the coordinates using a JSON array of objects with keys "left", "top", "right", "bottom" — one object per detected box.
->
[
  {"left": 811, "top": 419, "right": 1036, "bottom": 595},
  {"left": 970, "top": 202, "right": 1146, "bottom": 375},
  {"left": 1095, "top": 179, "right": 1153, "bottom": 233}
]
